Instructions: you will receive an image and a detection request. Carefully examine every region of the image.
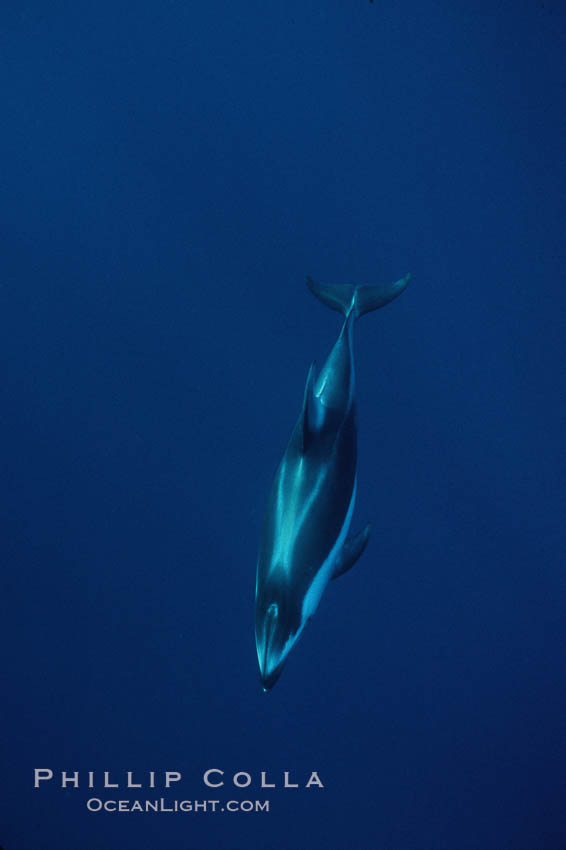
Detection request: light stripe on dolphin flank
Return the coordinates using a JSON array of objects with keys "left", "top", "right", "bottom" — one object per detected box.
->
[
  {"left": 301, "top": 477, "right": 357, "bottom": 624},
  {"left": 272, "top": 457, "right": 327, "bottom": 574}
]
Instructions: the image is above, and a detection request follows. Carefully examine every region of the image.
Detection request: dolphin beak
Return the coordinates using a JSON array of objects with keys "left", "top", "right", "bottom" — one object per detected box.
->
[
  {"left": 257, "top": 603, "right": 285, "bottom": 690},
  {"left": 259, "top": 662, "right": 285, "bottom": 692}
]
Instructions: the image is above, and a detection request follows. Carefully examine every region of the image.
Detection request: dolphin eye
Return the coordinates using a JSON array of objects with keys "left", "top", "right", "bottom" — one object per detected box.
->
[{"left": 267, "top": 602, "right": 278, "bottom": 617}]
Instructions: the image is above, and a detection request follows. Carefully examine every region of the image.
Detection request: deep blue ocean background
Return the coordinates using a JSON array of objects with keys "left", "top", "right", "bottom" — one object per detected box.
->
[{"left": 1, "top": 1, "right": 565, "bottom": 848}]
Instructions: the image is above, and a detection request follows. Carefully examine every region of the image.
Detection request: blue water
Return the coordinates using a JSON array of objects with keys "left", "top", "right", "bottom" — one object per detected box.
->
[{"left": 2, "top": 2, "right": 565, "bottom": 848}]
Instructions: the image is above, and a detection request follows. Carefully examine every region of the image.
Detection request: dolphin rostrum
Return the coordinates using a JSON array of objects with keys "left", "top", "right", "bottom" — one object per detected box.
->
[{"left": 255, "top": 272, "right": 410, "bottom": 690}]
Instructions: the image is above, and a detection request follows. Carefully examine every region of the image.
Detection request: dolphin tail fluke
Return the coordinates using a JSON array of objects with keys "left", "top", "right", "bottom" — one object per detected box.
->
[{"left": 306, "top": 273, "right": 410, "bottom": 319}]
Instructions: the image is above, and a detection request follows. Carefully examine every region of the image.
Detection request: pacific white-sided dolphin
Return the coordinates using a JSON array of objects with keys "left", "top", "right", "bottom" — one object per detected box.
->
[{"left": 255, "top": 272, "right": 410, "bottom": 690}]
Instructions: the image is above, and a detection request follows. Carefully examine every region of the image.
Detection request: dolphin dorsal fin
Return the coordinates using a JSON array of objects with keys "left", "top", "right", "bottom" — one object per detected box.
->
[{"left": 300, "top": 361, "right": 324, "bottom": 452}]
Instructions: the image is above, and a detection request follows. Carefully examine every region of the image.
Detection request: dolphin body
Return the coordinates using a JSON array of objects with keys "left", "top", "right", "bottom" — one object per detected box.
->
[{"left": 255, "top": 273, "right": 410, "bottom": 690}]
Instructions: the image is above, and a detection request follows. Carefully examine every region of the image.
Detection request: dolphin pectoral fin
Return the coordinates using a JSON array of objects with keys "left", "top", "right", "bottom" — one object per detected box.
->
[
  {"left": 332, "top": 524, "right": 371, "bottom": 579},
  {"left": 300, "top": 361, "right": 325, "bottom": 452}
]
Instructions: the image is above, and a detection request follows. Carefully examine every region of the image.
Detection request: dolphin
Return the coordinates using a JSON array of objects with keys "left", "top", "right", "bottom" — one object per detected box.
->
[{"left": 255, "top": 272, "right": 410, "bottom": 690}]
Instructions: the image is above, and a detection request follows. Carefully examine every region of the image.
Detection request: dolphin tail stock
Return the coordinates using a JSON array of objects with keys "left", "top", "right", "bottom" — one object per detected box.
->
[{"left": 306, "top": 273, "right": 410, "bottom": 319}]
